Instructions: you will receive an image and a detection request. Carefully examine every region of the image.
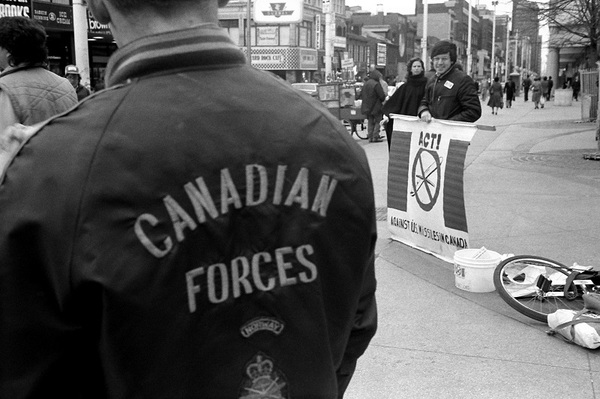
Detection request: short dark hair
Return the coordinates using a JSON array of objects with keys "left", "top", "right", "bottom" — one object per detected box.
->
[
  {"left": 430, "top": 40, "right": 457, "bottom": 63},
  {"left": 0, "top": 17, "right": 48, "bottom": 65},
  {"left": 0, "top": 17, "right": 48, "bottom": 66}
]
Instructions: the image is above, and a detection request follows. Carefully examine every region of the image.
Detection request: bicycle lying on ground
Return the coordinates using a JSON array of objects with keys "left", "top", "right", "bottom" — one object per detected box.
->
[{"left": 493, "top": 255, "right": 600, "bottom": 323}]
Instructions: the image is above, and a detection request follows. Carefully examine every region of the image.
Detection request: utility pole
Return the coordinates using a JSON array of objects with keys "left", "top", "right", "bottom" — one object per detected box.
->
[
  {"left": 490, "top": 1, "right": 497, "bottom": 79},
  {"left": 466, "top": 0, "right": 472, "bottom": 76},
  {"left": 72, "top": 0, "right": 90, "bottom": 87},
  {"left": 504, "top": 17, "right": 510, "bottom": 82},
  {"left": 324, "top": 0, "right": 333, "bottom": 81},
  {"left": 247, "top": 0, "right": 252, "bottom": 65},
  {"left": 513, "top": 29, "right": 519, "bottom": 77},
  {"left": 422, "top": 0, "right": 428, "bottom": 62}
]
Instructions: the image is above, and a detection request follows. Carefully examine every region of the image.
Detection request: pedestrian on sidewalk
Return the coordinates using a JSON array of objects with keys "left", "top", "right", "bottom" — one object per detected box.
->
[
  {"left": 360, "top": 69, "right": 386, "bottom": 142},
  {"left": 547, "top": 76, "right": 554, "bottom": 100},
  {"left": 487, "top": 77, "right": 503, "bottom": 114},
  {"left": 381, "top": 57, "right": 427, "bottom": 150},
  {"left": 418, "top": 40, "right": 481, "bottom": 123},
  {"left": 572, "top": 75, "right": 581, "bottom": 101},
  {"left": 481, "top": 78, "right": 489, "bottom": 102},
  {"left": 541, "top": 76, "right": 550, "bottom": 104},
  {"left": 531, "top": 76, "right": 543, "bottom": 109},
  {"left": 0, "top": 0, "right": 378, "bottom": 397},
  {"left": 522, "top": 74, "right": 532, "bottom": 101},
  {"left": 64, "top": 64, "right": 91, "bottom": 101},
  {"left": 504, "top": 79, "right": 515, "bottom": 108},
  {"left": 0, "top": 17, "right": 77, "bottom": 134}
]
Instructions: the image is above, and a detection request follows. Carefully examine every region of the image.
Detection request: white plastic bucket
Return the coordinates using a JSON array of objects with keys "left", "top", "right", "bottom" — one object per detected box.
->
[{"left": 453, "top": 248, "right": 502, "bottom": 293}]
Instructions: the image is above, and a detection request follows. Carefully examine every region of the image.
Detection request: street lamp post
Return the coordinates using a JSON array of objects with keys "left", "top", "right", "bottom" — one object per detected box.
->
[
  {"left": 247, "top": 0, "right": 252, "bottom": 65},
  {"left": 422, "top": 0, "right": 428, "bottom": 61},
  {"left": 491, "top": 1, "right": 497, "bottom": 79},
  {"left": 505, "top": 19, "right": 511, "bottom": 82},
  {"left": 467, "top": 0, "right": 472, "bottom": 76}
]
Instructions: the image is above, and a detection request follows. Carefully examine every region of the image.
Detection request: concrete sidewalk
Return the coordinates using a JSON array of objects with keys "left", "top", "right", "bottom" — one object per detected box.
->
[{"left": 345, "top": 96, "right": 600, "bottom": 398}]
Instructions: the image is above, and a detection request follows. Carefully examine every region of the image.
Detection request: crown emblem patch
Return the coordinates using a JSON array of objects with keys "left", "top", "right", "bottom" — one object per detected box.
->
[{"left": 239, "top": 353, "right": 288, "bottom": 398}]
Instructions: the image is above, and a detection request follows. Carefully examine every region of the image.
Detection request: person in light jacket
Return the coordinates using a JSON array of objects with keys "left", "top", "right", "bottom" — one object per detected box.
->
[{"left": 0, "top": 17, "right": 76, "bottom": 134}]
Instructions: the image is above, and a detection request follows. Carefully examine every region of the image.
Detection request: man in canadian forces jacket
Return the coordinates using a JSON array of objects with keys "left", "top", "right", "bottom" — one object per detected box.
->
[{"left": 0, "top": 0, "right": 378, "bottom": 397}]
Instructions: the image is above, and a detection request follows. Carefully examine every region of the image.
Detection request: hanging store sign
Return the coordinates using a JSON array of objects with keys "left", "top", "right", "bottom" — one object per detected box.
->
[
  {"left": 315, "top": 14, "right": 321, "bottom": 49},
  {"left": 376, "top": 43, "right": 387, "bottom": 67},
  {"left": 32, "top": 2, "right": 72, "bottom": 31},
  {"left": 0, "top": 0, "right": 31, "bottom": 17},
  {"left": 87, "top": 9, "right": 111, "bottom": 38},
  {"left": 254, "top": 0, "right": 303, "bottom": 24}
]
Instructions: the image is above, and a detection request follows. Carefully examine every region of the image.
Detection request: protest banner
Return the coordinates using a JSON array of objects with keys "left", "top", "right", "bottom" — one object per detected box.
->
[{"left": 387, "top": 115, "right": 477, "bottom": 263}]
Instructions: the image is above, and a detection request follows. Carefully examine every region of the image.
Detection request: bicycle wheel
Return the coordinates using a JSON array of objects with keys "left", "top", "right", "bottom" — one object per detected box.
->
[
  {"left": 344, "top": 120, "right": 368, "bottom": 140},
  {"left": 354, "top": 120, "right": 368, "bottom": 140},
  {"left": 493, "top": 255, "right": 584, "bottom": 323}
]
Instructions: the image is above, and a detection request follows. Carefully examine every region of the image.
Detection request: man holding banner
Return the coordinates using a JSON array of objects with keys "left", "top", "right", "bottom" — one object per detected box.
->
[
  {"left": 418, "top": 40, "right": 481, "bottom": 123},
  {"left": 389, "top": 40, "right": 483, "bottom": 262}
]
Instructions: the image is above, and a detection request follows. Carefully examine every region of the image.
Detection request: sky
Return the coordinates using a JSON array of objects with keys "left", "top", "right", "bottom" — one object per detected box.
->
[{"left": 344, "top": 0, "right": 514, "bottom": 16}]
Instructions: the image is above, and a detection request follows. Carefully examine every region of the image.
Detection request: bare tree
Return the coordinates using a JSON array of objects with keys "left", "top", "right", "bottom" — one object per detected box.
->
[
  {"left": 517, "top": 0, "right": 599, "bottom": 67},
  {"left": 517, "top": 0, "right": 600, "bottom": 151}
]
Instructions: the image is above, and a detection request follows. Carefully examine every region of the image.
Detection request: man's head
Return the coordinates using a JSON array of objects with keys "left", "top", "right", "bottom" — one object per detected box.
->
[
  {"left": 87, "top": 0, "right": 229, "bottom": 46},
  {"left": 368, "top": 69, "right": 382, "bottom": 81},
  {"left": 65, "top": 64, "right": 81, "bottom": 88},
  {"left": 0, "top": 17, "right": 47, "bottom": 70},
  {"left": 430, "top": 40, "right": 456, "bottom": 75}
]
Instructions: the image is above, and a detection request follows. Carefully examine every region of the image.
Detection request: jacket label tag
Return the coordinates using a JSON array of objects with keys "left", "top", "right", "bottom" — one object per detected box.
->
[{"left": 444, "top": 81, "right": 454, "bottom": 89}]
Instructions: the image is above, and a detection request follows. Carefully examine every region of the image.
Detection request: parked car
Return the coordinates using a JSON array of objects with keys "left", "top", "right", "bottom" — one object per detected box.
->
[{"left": 291, "top": 83, "right": 318, "bottom": 98}]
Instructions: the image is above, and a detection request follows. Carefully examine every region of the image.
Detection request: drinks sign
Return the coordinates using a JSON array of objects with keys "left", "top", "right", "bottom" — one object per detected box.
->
[{"left": 32, "top": 2, "right": 72, "bottom": 30}]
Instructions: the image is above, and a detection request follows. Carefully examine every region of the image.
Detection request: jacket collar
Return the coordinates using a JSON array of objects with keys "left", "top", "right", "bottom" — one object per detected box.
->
[
  {"left": 105, "top": 24, "right": 246, "bottom": 87},
  {"left": 0, "top": 63, "right": 46, "bottom": 78}
]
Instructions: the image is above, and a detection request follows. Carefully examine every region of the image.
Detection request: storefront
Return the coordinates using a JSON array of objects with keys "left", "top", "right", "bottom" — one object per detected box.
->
[
  {"left": 32, "top": 1, "right": 73, "bottom": 76},
  {"left": 0, "top": 1, "right": 116, "bottom": 89},
  {"left": 86, "top": 9, "right": 116, "bottom": 90},
  {"left": 243, "top": 46, "right": 318, "bottom": 83}
]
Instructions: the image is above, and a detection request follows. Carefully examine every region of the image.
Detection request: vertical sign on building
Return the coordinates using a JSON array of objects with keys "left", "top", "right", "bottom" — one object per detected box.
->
[
  {"left": 315, "top": 14, "right": 321, "bottom": 49},
  {"left": 0, "top": 0, "right": 32, "bottom": 18},
  {"left": 376, "top": 43, "right": 387, "bottom": 67}
]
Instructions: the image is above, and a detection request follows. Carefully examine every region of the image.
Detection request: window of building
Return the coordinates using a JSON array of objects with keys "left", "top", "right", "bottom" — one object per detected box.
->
[
  {"left": 220, "top": 20, "right": 240, "bottom": 45},
  {"left": 297, "top": 21, "right": 313, "bottom": 48}
]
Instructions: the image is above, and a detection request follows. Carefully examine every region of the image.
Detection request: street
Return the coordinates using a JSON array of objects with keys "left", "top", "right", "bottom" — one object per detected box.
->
[{"left": 344, "top": 94, "right": 600, "bottom": 398}]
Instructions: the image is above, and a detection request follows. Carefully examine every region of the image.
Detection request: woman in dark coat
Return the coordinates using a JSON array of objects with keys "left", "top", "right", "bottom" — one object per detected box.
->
[
  {"left": 503, "top": 80, "right": 515, "bottom": 108},
  {"left": 487, "top": 77, "right": 503, "bottom": 114},
  {"left": 382, "top": 57, "right": 428, "bottom": 150}
]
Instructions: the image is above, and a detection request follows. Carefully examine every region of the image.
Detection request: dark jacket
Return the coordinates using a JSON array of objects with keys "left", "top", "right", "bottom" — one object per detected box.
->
[
  {"left": 360, "top": 71, "right": 386, "bottom": 116},
  {"left": 0, "top": 25, "right": 377, "bottom": 398},
  {"left": 75, "top": 83, "right": 91, "bottom": 101},
  {"left": 418, "top": 63, "right": 481, "bottom": 122},
  {"left": 382, "top": 73, "right": 428, "bottom": 140},
  {"left": 382, "top": 73, "right": 428, "bottom": 118}
]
